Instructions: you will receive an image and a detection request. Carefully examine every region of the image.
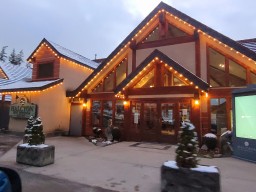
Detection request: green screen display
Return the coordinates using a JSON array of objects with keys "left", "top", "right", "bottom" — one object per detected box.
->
[{"left": 235, "top": 95, "right": 256, "bottom": 139}]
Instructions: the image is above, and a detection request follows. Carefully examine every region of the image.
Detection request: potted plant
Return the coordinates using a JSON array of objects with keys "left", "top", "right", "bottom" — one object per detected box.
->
[
  {"left": 16, "top": 117, "right": 55, "bottom": 167},
  {"left": 161, "top": 121, "right": 220, "bottom": 192}
]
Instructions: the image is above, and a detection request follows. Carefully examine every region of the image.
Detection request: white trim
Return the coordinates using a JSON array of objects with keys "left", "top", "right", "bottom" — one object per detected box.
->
[{"left": 128, "top": 94, "right": 194, "bottom": 99}]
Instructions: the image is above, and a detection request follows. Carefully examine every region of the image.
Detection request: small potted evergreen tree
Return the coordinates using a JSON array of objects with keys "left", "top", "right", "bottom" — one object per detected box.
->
[
  {"left": 16, "top": 117, "right": 55, "bottom": 167},
  {"left": 161, "top": 121, "right": 220, "bottom": 192}
]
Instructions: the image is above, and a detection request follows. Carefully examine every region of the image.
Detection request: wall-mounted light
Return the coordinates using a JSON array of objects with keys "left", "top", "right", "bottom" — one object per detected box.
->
[
  {"left": 194, "top": 99, "right": 200, "bottom": 105},
  {"left": 83, "top": 103, "right": 87, "bottom": 108},
  {"left": 123, "top": 101, "right": 128, "bottom": 105}
]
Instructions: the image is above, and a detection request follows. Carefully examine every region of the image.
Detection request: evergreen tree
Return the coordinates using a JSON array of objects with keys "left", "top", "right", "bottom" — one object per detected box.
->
[
  {"left": 0, "top": 46, "right": 8, "bottom": 62},
  {"left": 9, "top": 49, "right": 17, "bottom": 65},
  {"left": 175, "top": 121, "right": 199, "bottom": 168},
  {"left": 16, "top": 50, "right": 24, "bottom": 65},
  {"left": 27, "top": 117, "right": 45, "bottom": 145}
]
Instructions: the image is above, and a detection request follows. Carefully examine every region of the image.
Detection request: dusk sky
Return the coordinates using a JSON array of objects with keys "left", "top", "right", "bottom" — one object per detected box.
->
[{"left": 1, "top": 0, "right": 256, "bottom": 61}]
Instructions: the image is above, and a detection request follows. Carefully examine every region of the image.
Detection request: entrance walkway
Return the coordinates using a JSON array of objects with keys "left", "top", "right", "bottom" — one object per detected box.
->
[{"left": 0, "top": 136, "right": 256, "bottom": 192}]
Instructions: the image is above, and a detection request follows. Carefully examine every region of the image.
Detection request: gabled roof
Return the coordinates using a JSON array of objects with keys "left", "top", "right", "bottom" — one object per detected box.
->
[
  {"left": 27, "top": 38, "right": 99, "bottom": 70},
  {"left": 115, "top": 49, "right": 209, "bottom": 93},
  {"left": 67, "top": 1, "right": 256, "bottom": 97},
  {"left": 238, "top": 38, "right": 256, "bottom": 53},
  {"left": 0, "top": 62, "right": 63, "bottom": 94}
]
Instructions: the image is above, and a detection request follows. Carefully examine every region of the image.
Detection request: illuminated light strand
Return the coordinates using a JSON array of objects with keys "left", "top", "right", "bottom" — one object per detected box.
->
[
  {"left": 0, "top": 82, "right": 63, "bottom": 95},
  {"left": 199, "top": 31, "right": 256, "bottom": 65}
]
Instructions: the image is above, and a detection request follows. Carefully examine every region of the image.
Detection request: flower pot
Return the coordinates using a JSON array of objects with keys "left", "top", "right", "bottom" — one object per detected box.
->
[
  {"left": 16, "top": 144, "right": 55, "bottom": 167},
  {"left": 161, "top": 161, "right": 220, "bottom": 192}
]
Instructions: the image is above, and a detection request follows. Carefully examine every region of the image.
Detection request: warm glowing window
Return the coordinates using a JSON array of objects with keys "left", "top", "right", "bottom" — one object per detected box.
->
[
  {"left": 38, "top": 62, "right": 54, "bottom": 79},
  {"left": 116, "top": 59, "right": 127, "bottom": 86},
  {"left": 209, "top": 48, "right": 226, "bottom": 87},
  {"left": 162, "top": 67, "right": 187, "bottom": 87},
  {"left": 134, "top": 68, "right": 155, "bottom": 88},
  {"left": 92, "top": 82, "right": 103, "bottom": 93}
]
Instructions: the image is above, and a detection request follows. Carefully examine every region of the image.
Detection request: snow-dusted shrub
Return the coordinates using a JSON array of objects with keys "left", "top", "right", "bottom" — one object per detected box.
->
[
  {"left": 175, "top": 121, "right": 199, "bottom": 168},
  {"left": 203, "top": 133, "right": 217, "bottom": 150},
  {"left": 25, "top": 117, "right": 45, "bottom": 145}
]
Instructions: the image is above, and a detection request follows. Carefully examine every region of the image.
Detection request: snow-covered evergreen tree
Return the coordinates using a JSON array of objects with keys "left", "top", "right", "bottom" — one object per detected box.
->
[
  {"left": 9, "top": 49, "right": 17, "bottom": 65},
  {"left": 175, "top": 121, "right": 199, "bottom": 168},
  {"left": 28, "top": 117, "right": 45, "bottom": 145},
  {"left": 0, "top": 46, "right": 8, "bottom": 62},
  {"left": 16, "top": 50, "right": 24, "bottom": 65}
]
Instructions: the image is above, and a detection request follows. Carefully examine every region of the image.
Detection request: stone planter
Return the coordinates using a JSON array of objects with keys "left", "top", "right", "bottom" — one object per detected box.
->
[
  {"left": 161, "top": 161, "right": 220, "bottom": 192},
  {"left": 16, "top": 144, "right": 55, "bottom": 167}
]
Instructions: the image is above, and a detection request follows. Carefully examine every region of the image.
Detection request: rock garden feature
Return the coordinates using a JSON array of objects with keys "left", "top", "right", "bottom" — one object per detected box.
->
[
  {"left": 16, "top": 117, "right": 55, "bottom": 167},
  {"left": 161, "top": 121, "right": 220, "bottom": 192}
]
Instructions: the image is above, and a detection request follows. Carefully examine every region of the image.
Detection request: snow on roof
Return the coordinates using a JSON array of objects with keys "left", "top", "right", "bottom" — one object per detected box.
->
[
  {"left": 0, "top": 62, "right": 31, "bottom": 86},
  {"left": 0, "top": 62, "right": 62, "bottom": 93},
  {"left": 48, "top": 40, "right": 99, "bottom": 69}
]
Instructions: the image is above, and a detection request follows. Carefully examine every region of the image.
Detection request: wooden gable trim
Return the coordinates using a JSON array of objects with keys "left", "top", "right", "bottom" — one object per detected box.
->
[
  {"left": 114, "top": 49, "right": 209, "bottom": 94},
  {"left": 67, "top": 1, "right": 256, "bottom": 97},
  {"left": 136, "top": 35, "right": 195, "bottom": 50}
]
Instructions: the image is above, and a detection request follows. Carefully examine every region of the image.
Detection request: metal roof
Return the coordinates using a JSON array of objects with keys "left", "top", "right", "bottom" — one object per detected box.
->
[{"left": 238, "top": 38, "right": 256, "bottom": 53}]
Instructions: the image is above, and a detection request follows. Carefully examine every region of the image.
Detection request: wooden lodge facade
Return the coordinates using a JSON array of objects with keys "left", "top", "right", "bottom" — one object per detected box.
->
[{"left": 1, "top": 2, "right": 256, "bottom": 144}]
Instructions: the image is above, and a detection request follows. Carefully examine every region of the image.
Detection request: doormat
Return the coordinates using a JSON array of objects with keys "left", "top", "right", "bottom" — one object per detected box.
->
[{"left": 130, "top": 142, "right": 172, "bottom": 150}]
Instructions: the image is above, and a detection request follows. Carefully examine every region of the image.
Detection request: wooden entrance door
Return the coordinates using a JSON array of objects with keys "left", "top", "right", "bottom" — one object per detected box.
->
[{"left": 130, "top": 99, "right": 191, "bottom": 144}]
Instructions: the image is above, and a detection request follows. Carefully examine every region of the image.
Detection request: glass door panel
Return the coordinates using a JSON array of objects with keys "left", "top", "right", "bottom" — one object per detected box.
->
[
  {"left": 143, "top": 103, "right": 158, "bottom": 133},
  {"left": 161, "top": 103, "right": 175, "bottom": 135}
]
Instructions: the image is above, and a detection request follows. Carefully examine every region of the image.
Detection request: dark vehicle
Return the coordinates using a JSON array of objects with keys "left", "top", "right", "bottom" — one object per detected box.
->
[{"left": 0, "top": 167, "right": 21, "bottom": 192}]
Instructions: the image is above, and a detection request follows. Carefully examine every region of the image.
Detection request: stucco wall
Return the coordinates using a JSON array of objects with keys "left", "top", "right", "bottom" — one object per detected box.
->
[
  {"left": 59, "top": 59, "right": 93, "bottom": 91},
  {"left": 8, "top": 84, "right": 70, "bottom": 134},
  {"left": 135, "top": 42, "right": 196, "bottom": 75}
]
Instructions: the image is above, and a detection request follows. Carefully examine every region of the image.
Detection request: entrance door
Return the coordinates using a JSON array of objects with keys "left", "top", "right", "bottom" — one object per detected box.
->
[
  {"left": 131, "top": 100, "right": 191, "bottom": 143},
  {"left": 69, "top": 104, "right": 83, "bottom": 136},
  {"left": 141, "top": 102, "right": 159, "bottom": 142}
]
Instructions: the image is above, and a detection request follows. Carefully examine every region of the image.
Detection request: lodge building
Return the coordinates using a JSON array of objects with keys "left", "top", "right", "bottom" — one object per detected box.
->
[{"left": 1, "top": 2, "right": 256, "bottom": 144}]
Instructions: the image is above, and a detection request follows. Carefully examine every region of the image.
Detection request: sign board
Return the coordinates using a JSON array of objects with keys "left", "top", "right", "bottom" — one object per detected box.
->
[
  {"left": 232, "top": 85, "right": 256, "bottom": 162},
  {"left": 9, "top": 96, "right": 37, "bottom": 119}
]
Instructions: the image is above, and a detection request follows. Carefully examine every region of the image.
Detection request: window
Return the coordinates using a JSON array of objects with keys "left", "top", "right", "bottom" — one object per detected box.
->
[
  {"left": 209, "top": 47, "right": 249, "bottom": 87},
  {"left": 134, "top": 68, "right": 154, "bottom": 88},
  {"left": 92, "top": 101, "right": 101, "bottom": 126},
  {"left": 210, "top": 98, "right": 227, "bottom": 134},
  {"left": 166, "top": 23, "right": 187, "bottom": 38},
  {"left": 103, "top": 101, "right": 112, "bottom": 128},
  {"left": 162, "top": 67, "right": 187, "bottom": 87},
  {"left": 209, "top": 48, "right": 226, "bottom": 87},
  {"left": 38, "top": 63, "right": 54, "bottom": 79},
  {"left": 143, "top": 27, "right": 160, "bottom": 43},
  {"left": 116, "top": 59, "right": 127, "bottom": 86},
  {"left": 104, "top": 72, "right": 114, "bottom": 91},
  {"left": 250, "top": 72, "right": 256, "bottom": 84},
  {"left": 115, "top": 101, "right": 124, "bottom": 128},
  {"left": 229, "top": 60, "right": 246, "bottom": 87},
  {"left": 92, "top": 82, "right": 103, "bottom": 93}
]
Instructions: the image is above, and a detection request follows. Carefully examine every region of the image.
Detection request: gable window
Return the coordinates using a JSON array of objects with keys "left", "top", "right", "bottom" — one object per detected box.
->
[
  {"left": 251, "top": 72, "right": 256, "bottom": 84},
  {"left": 209, "top": 48, "right": 226, "bottom": 87},
  {"left": 208, "top": 47, "right": 247, "bottom": 87},
  {"left": 116, "top": 59, "right": 127, "bottom": 86},
  {"left": 162, "top": 66, "right": 188, "bottom": 87},
  {"left": 134, "top": 68, "right": 155, "bottom": 88},
  {"left": 104, "top": 71, "right": 114, "bottom": 91},
  {"left": 229, "top": 60, "right": 246, "bottom": 86},
  {"left": 38, "top": 62, "right": 54, "bottom": 79},
  {"left": 166, "top": 23, "right": 187, "bottom": 38}
]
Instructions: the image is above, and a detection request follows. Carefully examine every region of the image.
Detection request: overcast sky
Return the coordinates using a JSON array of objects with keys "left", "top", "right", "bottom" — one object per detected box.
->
[{"left": 1, "top": 0, "right": 256, "bottom": 61}]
